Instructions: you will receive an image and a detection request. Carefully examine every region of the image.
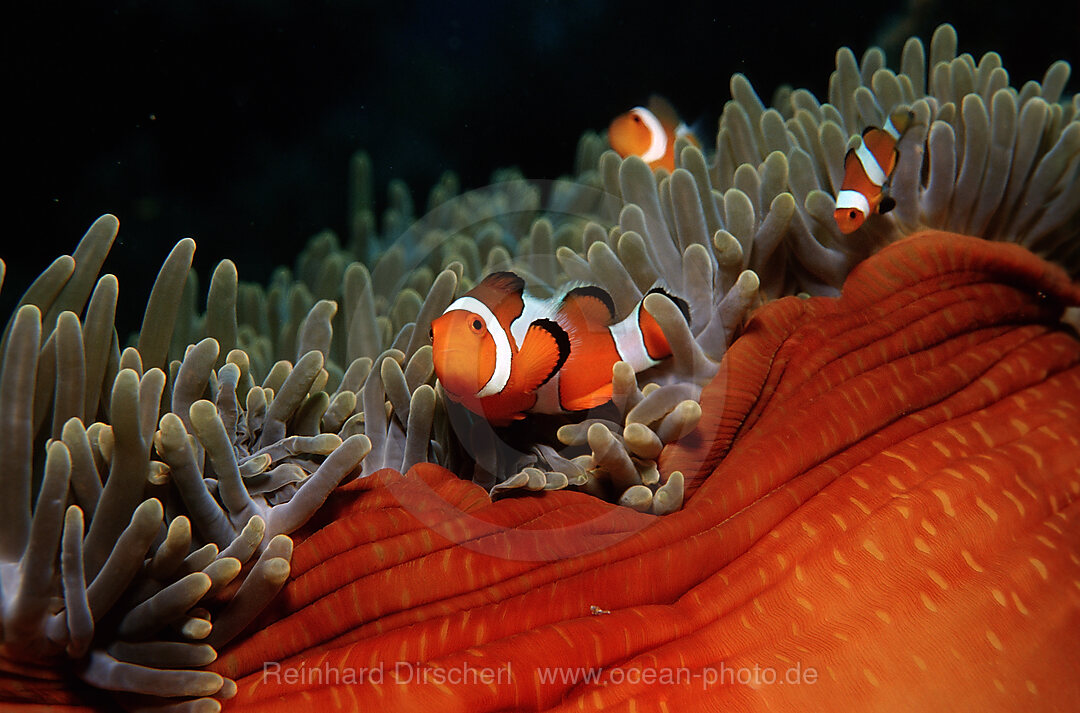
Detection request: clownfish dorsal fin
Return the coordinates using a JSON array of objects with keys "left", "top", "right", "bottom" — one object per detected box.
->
[
  {"left": 475, "top": 271, "right": 525, "bottom": 296},
  {"left": 646, "top": 95, "right": 680, "bottom": 129},
  {"left": 636, "top": 286, "right": 689, "bottom": 362},
  {"left": 560, "top": 285, "right": 616, "bottom": 325},
  {"left": 645, "top": 285, "right": 691, "bottom": 322},
  {"left": 469, "top": 271, "right": 527, "bottom": 322},
  {"left": 842, "top": 146, "right": 858, "bottom": 170},
  {"left": 886, "top": 109, "right": 914, "bottom": 136},
  {"left": 513, "top": 319, "right": 570, "bottom": 393}
]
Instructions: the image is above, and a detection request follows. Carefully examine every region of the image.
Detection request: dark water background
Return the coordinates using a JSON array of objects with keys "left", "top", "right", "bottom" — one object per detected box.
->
[{"left": 4, "top": 0, "right": 1077, "bottom": 330}]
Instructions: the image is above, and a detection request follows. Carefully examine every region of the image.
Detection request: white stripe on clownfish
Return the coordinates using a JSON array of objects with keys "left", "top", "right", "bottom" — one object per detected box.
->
[
  {"left": 881, "top": 113, "right": 904, "bottom": 140},
  {"left": 631, "top": 107, "right": 668, "bottom": 164},
  {"left": 852, "top": 109, "right": 909, "bottom": 188},
  {"left": 527, "top": 299, "right": 663, "bottom": 413},
  {"left": 609, "top": 96, "right": 702, "bottom": 173},
  {"left": 853, "top": 140, "right": 888, "bottom": 187},
  {"left": 610, "top": 302, "right": 663, "bottom": 372},
  {"left": 543, "top": 281, "right": 667, "bottom": 372},
  {"left": 441, "top": 295, "right": 513, "bottom": 398},
  {"left": 835, "top": 189, "right": 872, "bottom": 218},
  {"left": 509, "top": 291, "right": 558, "bottom": 347}
]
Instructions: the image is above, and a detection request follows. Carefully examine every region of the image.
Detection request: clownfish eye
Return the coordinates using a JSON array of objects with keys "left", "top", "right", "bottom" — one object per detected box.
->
[
  {"left": 469, "top": 316, "right": 484, "bottom": 333},
  {"left": 849, "top": 210, "right": 858, "bottom": 220},
  {"left": 632, "top": 114, "right": 641, "bottom": 123}
]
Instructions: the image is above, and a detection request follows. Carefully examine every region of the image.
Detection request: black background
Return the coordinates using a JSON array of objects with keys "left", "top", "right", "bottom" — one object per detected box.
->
[{"left": 4, "top": 0, "right": 1077, "bottom": 331}]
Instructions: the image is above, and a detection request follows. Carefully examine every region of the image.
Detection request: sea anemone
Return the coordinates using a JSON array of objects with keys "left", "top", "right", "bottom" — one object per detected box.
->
[
  {"left": 2, "top": 22, "right": 1078, "bottom": 712},
  {"left": 0, "top": 217, "right": 369, "bottom": 711},
  {"left": 705, "top": 23, "right": 1079, "bottom": 278}
]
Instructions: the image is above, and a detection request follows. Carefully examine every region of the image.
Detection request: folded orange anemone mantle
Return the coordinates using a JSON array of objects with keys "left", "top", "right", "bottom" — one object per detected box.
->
[{"left": 215, "top": 231, "right": 1080, "bottom": 712}]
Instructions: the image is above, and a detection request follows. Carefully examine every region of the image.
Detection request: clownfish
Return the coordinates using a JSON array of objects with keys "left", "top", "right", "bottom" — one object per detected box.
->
[
  {"left": 833, "top": 110, "right": 914, "bottom": 233},
  {"left": 430, "top": 272, "right": 687, "bottom": 426},
  {"left": 608, "top": 96, "right": 699, "bottom": 172}
]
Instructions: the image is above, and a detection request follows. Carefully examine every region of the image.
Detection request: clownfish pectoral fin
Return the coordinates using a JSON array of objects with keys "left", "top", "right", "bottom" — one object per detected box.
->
[
  {"left": 879, "top": 195, "right": 897, "bottom": 214},
  {"left": 513, "top": 319, "right": 570, "bottom": 393},
  {"left": 561, "top": 285, "right": 616, "bottom": 324},
  {"left": 560, "top": 383, "right": 614, "bottom": 411}
]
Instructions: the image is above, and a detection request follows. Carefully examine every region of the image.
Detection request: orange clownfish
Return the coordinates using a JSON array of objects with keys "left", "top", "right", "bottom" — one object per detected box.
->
[
  {"left": 833, "top": 110, "right": 914, "bottom": 233},
  {"left": 430, "top": 272, "right": 687, "bottom": 426},
  {"left": 608, "top": 96, "right": 699, "bottom": 172}
]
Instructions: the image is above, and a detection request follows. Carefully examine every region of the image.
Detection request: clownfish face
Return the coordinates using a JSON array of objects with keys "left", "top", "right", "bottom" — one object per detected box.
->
[
  {"left": 608, "top": 108, "right": 657, "bottom": 160},
  {"left": 833, "top": 205, "right": 867, "bottom": 234},
  {"left": 430, "top": 309, "right": 498, "bottom": 403}
]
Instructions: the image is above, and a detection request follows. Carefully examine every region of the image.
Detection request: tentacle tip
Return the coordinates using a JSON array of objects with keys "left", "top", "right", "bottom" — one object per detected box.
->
[{"left": 736, "top": 269, "right": 760, "bottom": 293}]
